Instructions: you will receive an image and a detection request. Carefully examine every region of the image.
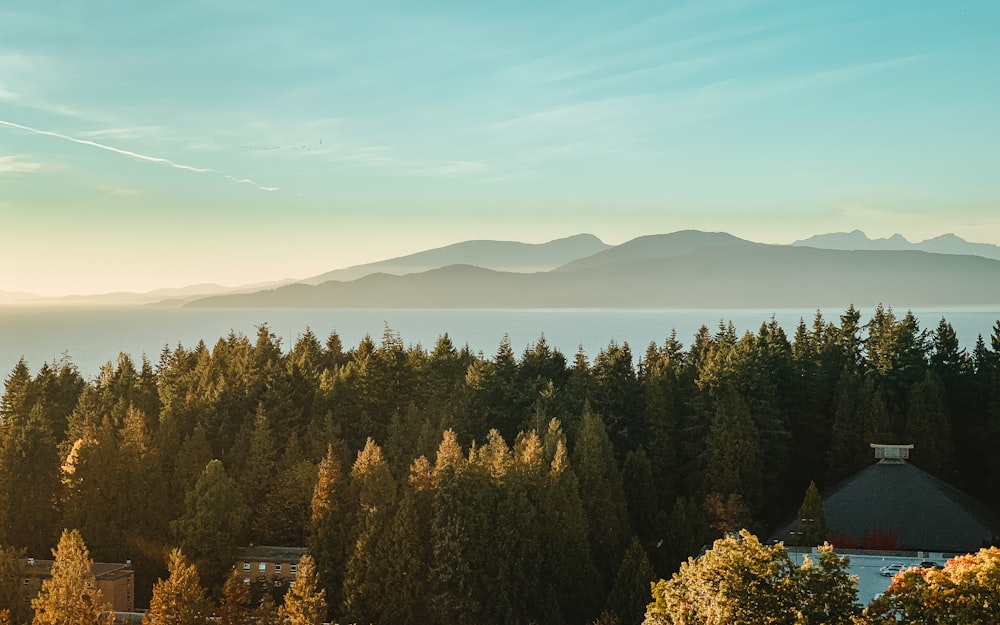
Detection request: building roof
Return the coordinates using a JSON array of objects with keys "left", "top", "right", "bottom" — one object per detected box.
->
[
  {"left": 235, "top": 546, "right": 307, "bottom": 562},
  {"left": 22, "top": 559, "right": 133, "bottom": 580},
  {"left": 772, "top": 462, "right": 1000, "bottom": 553}
]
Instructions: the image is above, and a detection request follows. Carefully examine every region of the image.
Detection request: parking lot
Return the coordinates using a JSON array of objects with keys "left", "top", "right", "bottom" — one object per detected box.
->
[{"left": 787, "top": 550, "right": 951, "bottom": 605}]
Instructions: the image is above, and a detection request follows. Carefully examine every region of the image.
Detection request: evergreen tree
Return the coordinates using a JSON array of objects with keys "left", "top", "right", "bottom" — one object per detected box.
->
[
  {"left": 172, "top": 459, "right": 249, "bottom": 590},
  {"left": 0, "top": 404, "right": 60, "bottom": 554},
  {"left": 0, "top": 545, "right": 29, "bottom": 625},
  {"left": 542, "top": 435, "right": 602, "bottom": 625},
  {"left": 253, "top": 460, "right": 317, "bottom": 546},
  {"left": 31, "top": 530, "right": 113, "bottom": 625},
  {"left": 904, "top": 371, "right": 954, "bottom": 476},
  {"left": 606, "top": 537, "right": 656, "bottom": 625},
  {"left": 218, "top": 569, "right": 253, "bottom": 625},
  {"left": 143, "top": 549, "right": 212, "bottom": 625},
  {"left": 592, "top": 341, "right": 643, "bottom": 456},
  {"left": 341, "top": 439, "right": 397, "bottom": 624},
  {"left": 701, "top": 384, "right": 763, "bottom": 513},
  {"left": 622, "top": 447, "right": 658, "bottom": 540},
  {"left": 378, "top": 487, "right": 430, "bottom": 625},
  {"left": 279, "top": 555, "right": 325, "bottom": 625},
  {"left": 795, "top": 481, "right": 828, "bottom": 547},
  {"left": 307, "top": 444, "right": 351, "bottom": 619},
  {"left": 573, "top": 408, "right": 630, "bottom": 595}
]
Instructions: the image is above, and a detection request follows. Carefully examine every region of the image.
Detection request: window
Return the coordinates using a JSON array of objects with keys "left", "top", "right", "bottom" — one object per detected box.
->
[
  {"left": 274, "top": 564, "right": 281, "bottom": 573},
  {"left": 243, "top": 578, "right": 250, "bottom": 585},
  {"left": 290, "top": 564, "right": 297, "bottom": 574},
  {"left": 243, "top": 562, "right": 250, "bottom": 571},
  {"left": 258, "top": 562, "right": 266, "bottom": 572},
  {"left": 288, "top": 581, "right": 295, "bottom": 588},
  {"left": 274, "top": 580, "right": 283, "bottom": 587},
  {"left": 23, "top": 579, "right": 29, "bottom": 585}
]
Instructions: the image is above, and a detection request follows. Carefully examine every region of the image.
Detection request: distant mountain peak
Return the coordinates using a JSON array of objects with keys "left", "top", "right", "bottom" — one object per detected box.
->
[{"left": 793, "top": 230, "right": 1000, "bottom": 261}]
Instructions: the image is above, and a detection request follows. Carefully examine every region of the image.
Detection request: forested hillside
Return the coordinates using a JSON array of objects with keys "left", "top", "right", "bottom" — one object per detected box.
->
[{"left": 1, "top": 305, "right": 999, "bottom": 624}]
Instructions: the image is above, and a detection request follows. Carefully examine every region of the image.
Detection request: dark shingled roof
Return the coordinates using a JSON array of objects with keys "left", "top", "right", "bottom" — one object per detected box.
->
[
  {"left": 235, "top": 546, "right": 307, "bottom": 562},
  {"left": 772, "top": 462, "right": 1000, "bottom": 553}
]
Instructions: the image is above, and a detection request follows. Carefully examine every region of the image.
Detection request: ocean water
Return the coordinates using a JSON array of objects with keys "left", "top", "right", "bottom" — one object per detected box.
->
[{"left": 1, "top": 306, "right": 998, "bottom": 379}]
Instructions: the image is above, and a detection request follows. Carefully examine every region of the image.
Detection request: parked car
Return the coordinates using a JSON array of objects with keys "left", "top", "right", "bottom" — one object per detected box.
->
[
  {"left": 880, "top": 563, "right": 906, "bottom": 577},
  {"left": 918, "top": 560, "right": 942, "bottom": 569}
]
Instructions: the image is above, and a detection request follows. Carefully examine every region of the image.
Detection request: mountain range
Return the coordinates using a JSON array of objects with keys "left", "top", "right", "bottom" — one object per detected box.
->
[
  {"left": 6, "top": 230, "right": 1000, "bottom": 308},
  {"left": 186, "top": 230, "right": 1000, "bottom": 309}
]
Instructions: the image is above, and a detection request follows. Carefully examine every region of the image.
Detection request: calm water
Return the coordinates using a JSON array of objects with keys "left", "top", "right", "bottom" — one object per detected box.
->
[{"left": 1, "top": 306, "right": 998, "bottom": 379}]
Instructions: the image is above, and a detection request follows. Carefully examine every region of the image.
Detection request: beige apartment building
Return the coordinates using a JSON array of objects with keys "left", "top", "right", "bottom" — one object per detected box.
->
[{"left": 22, "top": 557, "right": 135, "bottom": 612}]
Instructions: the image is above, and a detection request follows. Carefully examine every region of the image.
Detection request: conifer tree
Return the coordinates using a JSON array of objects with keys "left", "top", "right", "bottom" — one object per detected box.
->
[
  {"left": 341, "top": 439, "right": 397, "bottom": 624},
  {"left": 0, "top": 545, "right": 29, "bottom": 625},
  {"left": 0, "top": 404, "right": 60, "bottom": 555},
  {"left": 702, "top": 384, "right": 763, "bottom": 513},
  {"left": 307, "top": 445, "right": 351, "bottom": 619},
  {"left": 795, "top": 481, "right": 828, "bottom": 546},
  {"left": 904, "top": 371, "right": 954, "bottom": 475},
  {"left": 279, "top": 555, "right": 325, "bottom": 625},
  {"left": 573, "top": 407, "right": 630, "bottom": 594},
  {"left": 143, "top": 549, "right": 212, "bottom": 625},
  {"left": 622, "top": 446, "right": 658, "bottom": 540},
  {"left": 172, "top": 459, "right": 249, "bottom": 590},
  {"left": 218, "top": 569, "right": 253, "bottom": 625},
  {"left": 31, "top": 529, "right": 113, "bottom": 625},
  {"left": 606, "top": 537, "right": 656, "bottom": 625}
]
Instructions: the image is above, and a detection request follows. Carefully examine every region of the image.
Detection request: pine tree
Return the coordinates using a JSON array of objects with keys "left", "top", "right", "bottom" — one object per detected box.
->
[
  {"left": 218, "top": 569, "right": 253, "bottom": 625},
  {"left": 341, "top": 439, "right": 397, "bottom": 624},
  {"left": 702, "top": 384, "right": 763, "bottom": 513},
  {"left": 606, "top": 537, "right": 656, "bottom": 625},
  {"left": 279, "top": 555, "right": 326, "bottom": 625},
  {"left": 0, "top": 545, "right": 29, "bottom": 625},
  {"left": 573, "top": 408, "right": 630, "bottom": 595},
  {"left": 307, "top": 444, "right": 351, "bottom": 621},
  {"left": 143, "top": 549, "right": 212, "bottom": 625},
  {"left": 172, "top": 459, "right": 249, "bottom": 590},
  {"left": 0, "top": 403, "right": 60, "bottom": 556},
  {"left": 795, "top": 481, "right": 828, "bottom": 547},
  {"left": 31, "top": 529, "right": 113, "bottom": 625},
  {"left": 622, "top": 447, "right": 658, "bottom": 540}
]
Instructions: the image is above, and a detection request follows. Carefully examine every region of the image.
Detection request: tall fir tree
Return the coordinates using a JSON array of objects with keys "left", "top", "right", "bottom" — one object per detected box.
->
[
  {"left": 572, "top": 407, "right": 630, "bottom": 595},
  {"left": 31, "top": 530, "right": 113, "bottom": 625},
  {"left": 143, "top": 549, "right": 212, "bottom": 625},
  {"left": 172, "top": 459, "right": 249, "bottom": 590},
  {"left": 279, "top": 555, "right": 326, "bottom": 625}
]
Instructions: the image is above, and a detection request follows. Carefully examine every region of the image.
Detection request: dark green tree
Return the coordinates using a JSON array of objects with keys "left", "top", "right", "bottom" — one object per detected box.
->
[
  {"left": 606, "top": 537, "right": 656, "bottom": 625},
  {"left": 622, "top": 447, "right": 658, "bottom": 540},
  {"left": 573, "top": 408, "right": 630, "bottom": 594},
  {"left": 795, "top": 481, "right": 828, "bottom": 547},
  {"left": 172, "top": 459, "right": 249, "bottom": 590}
]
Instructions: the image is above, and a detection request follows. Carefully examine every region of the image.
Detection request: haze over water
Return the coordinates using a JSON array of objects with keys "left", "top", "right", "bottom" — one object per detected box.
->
[{"left": 2, "top": 306, "right": 997, "bottom": 380}]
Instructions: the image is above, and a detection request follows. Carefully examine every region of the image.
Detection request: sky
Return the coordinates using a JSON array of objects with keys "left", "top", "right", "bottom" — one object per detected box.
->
[{"left": 1, "top": 0, "right": 998, "bottom": 296}]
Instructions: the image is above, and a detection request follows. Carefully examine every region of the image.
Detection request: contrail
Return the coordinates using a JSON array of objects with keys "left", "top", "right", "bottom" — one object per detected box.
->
[{"left": 0, "top": 119, "right": 279, "bottom": 191}]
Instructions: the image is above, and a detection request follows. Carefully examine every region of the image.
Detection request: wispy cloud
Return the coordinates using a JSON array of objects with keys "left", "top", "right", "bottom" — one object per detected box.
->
[
  {"left": 0, "top": 154, "right": 45, "bottom": 174},
  {"left": 0, "top": 119, "right": 279, "bottom": 191},
  {"left": 79, "top": 126, "right": 165, "bottom": 140}
]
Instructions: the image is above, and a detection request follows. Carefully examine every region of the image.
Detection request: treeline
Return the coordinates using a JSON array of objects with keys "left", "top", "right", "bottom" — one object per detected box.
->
[{"left": 0, "top": 305, "right": 999, "bottom": 623}]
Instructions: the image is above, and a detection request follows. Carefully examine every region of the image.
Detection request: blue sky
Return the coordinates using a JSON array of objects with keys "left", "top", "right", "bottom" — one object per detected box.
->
[{"left": 1, "top": 0, "right": 998, "bottom": 295}]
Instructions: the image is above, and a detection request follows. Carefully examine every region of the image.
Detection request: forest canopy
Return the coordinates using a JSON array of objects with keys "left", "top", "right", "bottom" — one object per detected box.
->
[{"left": 1, "top": 305, "right": 999, "bottom": 624}]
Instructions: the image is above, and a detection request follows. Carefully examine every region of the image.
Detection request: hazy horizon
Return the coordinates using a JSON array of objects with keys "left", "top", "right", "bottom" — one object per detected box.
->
[{"left": 2, "top": 1, "right": 998, "bottom": 296}]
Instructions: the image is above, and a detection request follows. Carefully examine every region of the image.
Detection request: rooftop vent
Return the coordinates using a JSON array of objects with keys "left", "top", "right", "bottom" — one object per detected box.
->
[{"left": 870, "top": 443, "right": 913, "bottom": 464}]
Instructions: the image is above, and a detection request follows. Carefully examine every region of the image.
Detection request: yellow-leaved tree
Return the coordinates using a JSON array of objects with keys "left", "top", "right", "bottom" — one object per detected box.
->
[{"left": 31, "top": 529, "right": 113, "bottom": 625}]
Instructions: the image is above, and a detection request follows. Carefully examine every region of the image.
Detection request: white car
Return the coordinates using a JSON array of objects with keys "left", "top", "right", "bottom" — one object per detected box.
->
[{"left": 880, "top": 563, "right": 906, "bottom": 577}]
